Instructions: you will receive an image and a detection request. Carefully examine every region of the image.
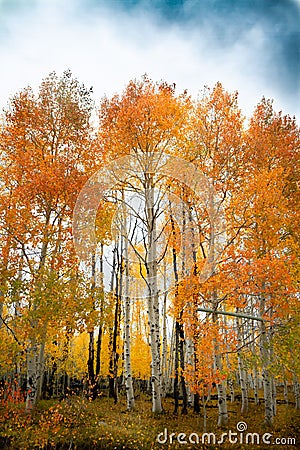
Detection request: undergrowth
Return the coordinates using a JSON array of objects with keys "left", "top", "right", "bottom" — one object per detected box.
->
[{"left": 0, "top": 392, "right": 299, "bottom": 449}]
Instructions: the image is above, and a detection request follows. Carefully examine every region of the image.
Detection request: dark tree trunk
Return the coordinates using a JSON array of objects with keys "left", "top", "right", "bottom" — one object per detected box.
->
[
  {"left": 170, "top": 208, "right": 188, "bottom": 415},
  {"left": 95, "top": 326, "right": 103, "bottom": 379},
  {"left": 174, "top": 321, "right": 180, "bottom": 415},
  {"left": 47, "top": 361, "right": 57, "bottom": 398},
  {"left": 88, "top": 330, "right": 95, "bottom": 398},
  {"left": 193, "top": 325, "right": 201, "bottom": 414},
  {"left": 109, "top": 245, "right": 121, "bottom": 403},
  {"left": 189, "top": 204, "right": 200, "bottom": 414},
  {"left": 179, "top": 320, "right": 188, "bottom": 415},
  {"left": 109, "top": 295, "right": 120, "bottom": 403},
  {"left": 93, "top": 243, "right": 104, "bottom": 400},
  {"left": 87, "top": 253, "right": 97, "bottom": 399}
]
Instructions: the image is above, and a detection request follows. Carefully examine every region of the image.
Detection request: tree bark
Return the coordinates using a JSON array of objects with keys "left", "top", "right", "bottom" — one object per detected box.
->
[
  {"left": 95, "top": 243, "right": 104, "bottom": 394},
  {"left": 237, "top": 315, "right": 248, "bottom": 415},
  {"left": 259, "top": 294, "right": 274, "bottom": 427},
  {"left": 25, "top": 342, "right": 38, "bottom": 411},
  {"left": 108, "top": 245, "right": 119, "bottom": 403},
  {"left": 145, "top": 172, "right": 162, "bottom": 413},
  {"left": 293, "top": 374, "right": 300, "bottom": 410},
  {"left": 170, "top": 206, "right": 187, "bottom": 415},
  {"left": 109, "top": 288, "right": 120, "bottom": 403},
  {"left": 87, "top": 253, "right": 96, "bottom": 399},
  {"left": 122, "top": 196, "right": 135, "bottom": 410},
  {"left": 211, "top": 298, "right": 228, "bottom": 426}
]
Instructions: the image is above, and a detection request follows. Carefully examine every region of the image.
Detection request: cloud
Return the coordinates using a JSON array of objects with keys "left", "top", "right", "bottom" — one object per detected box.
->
[{"left": 0, "top": 0, "right": 299, "bottom": 120}]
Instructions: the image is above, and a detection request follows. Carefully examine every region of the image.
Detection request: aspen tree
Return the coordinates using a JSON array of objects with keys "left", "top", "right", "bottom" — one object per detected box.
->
[
  {"left": 97, "top": 77, "right": 189, "bottom": 413},
  {"left": 121, "top": 191, "right": 135, "bottom": 409},
  {"left": 0, "top": 71, "right": 95, "bottom": 410}
]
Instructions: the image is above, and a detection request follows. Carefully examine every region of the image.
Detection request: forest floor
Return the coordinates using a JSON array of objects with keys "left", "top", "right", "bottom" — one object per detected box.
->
[{"left": 0, "top": 389, "right": 299, "bottom": 449}]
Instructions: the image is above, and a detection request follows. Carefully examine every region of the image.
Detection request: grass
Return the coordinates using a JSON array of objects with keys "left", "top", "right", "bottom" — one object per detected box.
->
[{"left": 0, "top": 391, "right": 299, "bottom": 449}]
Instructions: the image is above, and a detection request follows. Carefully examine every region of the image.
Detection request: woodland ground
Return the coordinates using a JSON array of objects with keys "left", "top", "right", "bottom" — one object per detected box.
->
[{"left": 0, "top": 389, "right": 299, "bottom": 450}]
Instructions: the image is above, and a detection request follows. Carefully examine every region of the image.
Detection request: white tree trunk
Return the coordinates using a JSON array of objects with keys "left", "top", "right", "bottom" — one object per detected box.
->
[
  {"left": 26, "top": 343, "right": 38, "bottom": 411},
  {"left": 224, "top": 314, "right": 234, "bottom": 403},
  {"left": 262, "top": 364, "right": 273, "bottom": 426},
  {"left": 122, "top": 196, "right": 135, "bottom": 410},
  {"left": 161, "top": 266, "right": 168, "bottom": 398},
  {"left": 214, "top": 351, "right": 228, "bottom": 427},
  {"left": 185, "top": 335, "right": 195, "bottom": 406},
  {"left": 293, "top": 374, "right": 300, "bottom": 410},
  {"left": 238, "top": 356, "right": 248, "bottom": 415},
  {"left": 210, "top": 185, "right": 228, "bottom": 427},
  {"left": 212, "top": 305, "right": 228, "bottom": 427},
  {"left": 147, "top": 296, "right": 162, "bottom": 413},
  {"left": 237, "top": 316, "right": 248, "bottom": 415},
  {"left": 253, "top": 367, "right": 259, "bottom": 405},
  {"left": 25, "top": 226, "right": 50, "bottom": 411},
  {"left": 146, "top": 173, "right": 162, "bottom": 413},
  {"left": 124, "top": 294, "right": 135, "bottom": 409},
  {"left": 259, "top": 295, "right": 274, "bottom": 426},
  {"left": 272, "top": 377, "right": 277, "bottom": 416},
  {"left": 36, "top": 340, "right": 46, "bottom": 401}
]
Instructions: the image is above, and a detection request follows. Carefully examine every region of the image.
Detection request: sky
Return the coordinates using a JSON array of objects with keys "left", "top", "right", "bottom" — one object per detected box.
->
[{"left": 0, "top": 0, "right": 299, "bottom": 120}]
